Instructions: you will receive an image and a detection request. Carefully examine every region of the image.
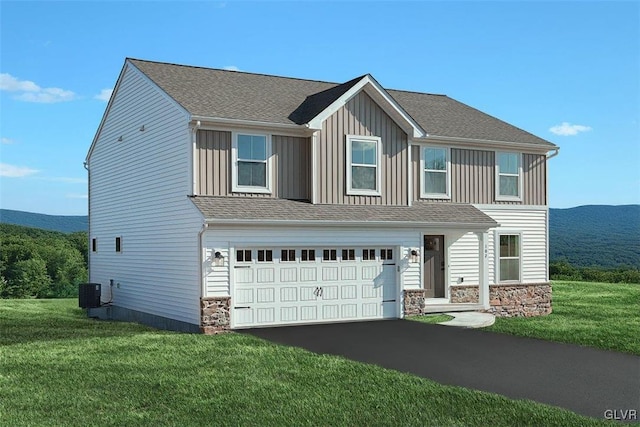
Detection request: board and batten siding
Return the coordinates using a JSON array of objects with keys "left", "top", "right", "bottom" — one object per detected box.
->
[
  {"left": 411, "top": 146, "right": 547, "bottom": 205},
  {"left": 202, "top": 226, "right": 421, "bottom": 297},
  {"left": 89, "top": 63, "right": 203, "bottom": 325},
  {"left": 195, "top": 130, "right": 310, "bottom": 200},
  {"left": 317, "top": 91, "right": 409, "bottom": 205}
]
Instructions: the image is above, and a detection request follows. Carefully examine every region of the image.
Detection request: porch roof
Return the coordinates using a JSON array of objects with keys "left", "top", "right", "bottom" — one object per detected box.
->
[{"left": 190, "top": 196, "right": 498, "bottom": 229}]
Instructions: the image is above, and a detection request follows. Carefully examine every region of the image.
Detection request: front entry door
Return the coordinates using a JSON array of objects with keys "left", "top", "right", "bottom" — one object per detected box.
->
[{"left": 424, "top": 235, "right": 445, "bottom": 298}]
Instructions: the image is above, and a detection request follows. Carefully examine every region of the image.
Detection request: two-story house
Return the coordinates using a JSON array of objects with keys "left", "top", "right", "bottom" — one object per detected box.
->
[{"left": 86, "top": 58, "right": 558, "bottom": 333}]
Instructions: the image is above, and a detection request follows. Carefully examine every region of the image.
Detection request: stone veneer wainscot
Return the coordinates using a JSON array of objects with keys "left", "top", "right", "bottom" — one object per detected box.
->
[{"left": 201, "top": 297, "right": 231, "bottom": 334}]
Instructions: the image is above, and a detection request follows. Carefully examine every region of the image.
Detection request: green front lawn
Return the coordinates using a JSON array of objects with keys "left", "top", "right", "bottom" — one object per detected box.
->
[
  {"left": 0, "top": 299, "right": 610, "bottom": 426},
  {"left": 487, "top": 281, "right": 640, "bottom": 355}
]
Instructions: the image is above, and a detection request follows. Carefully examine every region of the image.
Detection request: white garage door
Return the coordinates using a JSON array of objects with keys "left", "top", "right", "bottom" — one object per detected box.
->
[{"left": 232, "top": 246, "right": 398, "bottom": 328}]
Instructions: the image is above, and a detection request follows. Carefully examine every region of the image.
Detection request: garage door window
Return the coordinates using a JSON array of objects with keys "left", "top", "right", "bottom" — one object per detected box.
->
[
  {"left": 323, "top": 249, "right": 337, "bottom": 261},
  {"left": 342, "top": 249, "right": 355, "bottom": 261},
  {"left": 362, "top": 249, "right": 376, "bottom": 260},
  {"left": 280, "top": 249, "right": 296, "bottom": 262},
  {"left": 257, "top": 249, "right": 273, "bottom": 262},
  {"left": 236, "top": 250, "right": 252, "bottom": 263},
  {"left": 381, "top": 249, "right": 393, "bottom": 260},
  {"left": 301, "top": 249, "right": 316, "bottom": 261}
]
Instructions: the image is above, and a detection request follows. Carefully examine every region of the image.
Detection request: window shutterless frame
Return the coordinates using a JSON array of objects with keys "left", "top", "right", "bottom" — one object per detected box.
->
[
  {"left": 495, "top": 152, "right": 522, "bottom": 201},
  {"left": 420, "top": 146, "right": 451, "bottom": 199},
  {"left": 345, "top": 135, "right": 382, "bottom": 196},
  {"left": 231, "top": 132, "right": 272, "bottom": 194},
  {"left": 495, "top": 230, "right": 522, "bottom": 283}
]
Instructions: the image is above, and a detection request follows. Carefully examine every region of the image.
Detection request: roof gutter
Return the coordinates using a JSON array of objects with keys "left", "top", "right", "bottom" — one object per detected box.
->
[
  {"left": 190, "top": 115, "right": 310, "bottom": 133},
  {"left": 203, "top": 218, "right": 497, "bottom": 231},
  {"left": 546, "top": 148, "right": 560, "bottom": 159},
  {"left": 416, "top": 134, "right": 558, "bottom": 152}
]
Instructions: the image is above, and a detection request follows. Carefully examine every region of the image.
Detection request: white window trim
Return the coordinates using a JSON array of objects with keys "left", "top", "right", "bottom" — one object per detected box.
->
[
  {"left": 420, "top": 146, "right": 451, "bottom": 199},
  {"left": 231, "top": 131, "right": 272, "bottom": 194},
  {"left": 495, "top": 151, "right": 523, "bottom": 201},
  {"left": 346, "top": 134, "right": 382, "bottom": 196},
  {"left": 495, "top": 230, "right": 522, "bottom": 283}
]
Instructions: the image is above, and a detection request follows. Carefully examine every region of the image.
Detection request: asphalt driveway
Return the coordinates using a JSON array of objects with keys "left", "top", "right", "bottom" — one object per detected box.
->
[{"left": 243, "top": 319, "right": 640, "bottom": 421}]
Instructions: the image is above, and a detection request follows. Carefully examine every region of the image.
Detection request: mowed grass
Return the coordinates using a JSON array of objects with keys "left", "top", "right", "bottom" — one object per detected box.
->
[
  {"left": 488, "top": 281, "right": 640, "bottom": 355},
  {"left": 0, "top": 300, "right": 612, "bottom": 426},
  {"left": 407, "top": 313, "right": 455, "bottom": 324}
]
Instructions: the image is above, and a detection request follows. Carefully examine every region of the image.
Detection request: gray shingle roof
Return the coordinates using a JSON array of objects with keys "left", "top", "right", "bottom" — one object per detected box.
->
[
  {"left": 190, "top": 196, "right": 498, "bottom": 228},
  {"left": 128, "top": 58, "right": 555, "bottom": 147}
]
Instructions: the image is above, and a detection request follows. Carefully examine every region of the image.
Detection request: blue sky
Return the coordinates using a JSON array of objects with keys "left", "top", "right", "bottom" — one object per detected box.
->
[{"left": 1, "top": 1, "right": 638, "bottom": 215}]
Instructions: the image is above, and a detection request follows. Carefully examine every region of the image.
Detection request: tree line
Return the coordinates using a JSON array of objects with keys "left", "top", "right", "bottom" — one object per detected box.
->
[
  {"left": 0, "top": 223, "right": 638, "bottom": 300},
  {"left": 0, "top": 224, "right": 87, "bottom": 298}
]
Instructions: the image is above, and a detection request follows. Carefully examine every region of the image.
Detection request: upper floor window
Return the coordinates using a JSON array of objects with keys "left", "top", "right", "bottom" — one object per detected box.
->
[
  {"left": 232, "top": 132, "right": 271, "bottom": 194},
  {"left": 421, "top": 146, "right": 450, "bottom": 199},
  {"left": 496, "top": 152, "right": 521, "bottom": 201},
  {"left": 346, "top": 135, "right": 382, "bottom": 196}
]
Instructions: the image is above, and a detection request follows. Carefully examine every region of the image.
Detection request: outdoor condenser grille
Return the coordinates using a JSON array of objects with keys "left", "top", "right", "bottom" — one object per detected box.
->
[{"left": 78, "top": 283, "right": 101, "bottom": 308}]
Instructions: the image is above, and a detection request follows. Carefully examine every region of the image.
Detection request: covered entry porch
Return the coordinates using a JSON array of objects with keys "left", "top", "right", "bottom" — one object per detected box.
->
[{"left": 404, "top": 230, "right": 492, "bottom": 316}]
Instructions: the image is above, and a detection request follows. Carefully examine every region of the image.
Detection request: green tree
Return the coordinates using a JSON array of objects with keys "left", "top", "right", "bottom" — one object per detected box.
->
[{"left": 3, "top": 258, "right": 52, "bottom": 298}]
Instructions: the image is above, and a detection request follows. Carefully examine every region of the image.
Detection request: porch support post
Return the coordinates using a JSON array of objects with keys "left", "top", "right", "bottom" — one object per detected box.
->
[{"left": 477, "top": 231, "right": 490, "bottom": 309}]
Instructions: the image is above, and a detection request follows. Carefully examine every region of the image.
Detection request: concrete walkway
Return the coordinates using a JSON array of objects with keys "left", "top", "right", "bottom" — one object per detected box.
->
[
  {"left": 244, "top": 320, "right": 640, "bottom": 420},
  {"left": 438, "top": 311, "right": 495, "bottom": 328}
]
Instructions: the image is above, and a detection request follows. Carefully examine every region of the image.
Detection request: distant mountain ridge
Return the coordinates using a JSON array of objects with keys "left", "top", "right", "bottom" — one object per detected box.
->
[
  {"left": 549, "top": 205, "right": 640, "bottom": 269},
  {"left": 1, "top": 206, "right": 638, "bottom": 268},
  {"left": 0, "top": 209, "right": 88, "bottom": 233}
]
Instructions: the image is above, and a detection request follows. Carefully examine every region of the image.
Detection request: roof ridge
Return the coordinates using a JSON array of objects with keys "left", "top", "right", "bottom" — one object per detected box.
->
[
  {"left": 387, "top": 88, "right": 448, "bottom": 97},
  {"left": 126, "top": 57, "right": 344, "bottom": 87}
]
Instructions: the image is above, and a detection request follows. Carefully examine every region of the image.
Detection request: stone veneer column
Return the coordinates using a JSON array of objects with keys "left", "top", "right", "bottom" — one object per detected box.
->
[
  {"left": 201, "top": 297, "right": 231, "bottom": 334},
  {"left": 403, "top": 289, "right": 426, "bottom": 316}
]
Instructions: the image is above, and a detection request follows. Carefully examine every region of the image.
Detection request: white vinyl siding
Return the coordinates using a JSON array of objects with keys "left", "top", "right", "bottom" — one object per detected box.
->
[
  {"left": 479, "top": 207, "right": 548, "bottom": 284},
  {"left": 346, "top": 135, "right": 382, "bottom": 196},
  {"left": 88, "top": 63, "right": 203, "bottom": 325},
  {"left": 448, "top": 232, "right": 480, "bottom": 286}
]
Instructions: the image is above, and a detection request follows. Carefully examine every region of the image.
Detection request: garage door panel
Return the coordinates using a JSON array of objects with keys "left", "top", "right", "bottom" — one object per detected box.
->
[
  {"left": 322, "top": 267, "right": 338, "bottom": 281},
  {"left": 362, "top": 303, "right": 379, "bottom": 317},
  {"left": 256, "top": 288, "right": 275, "bottom": 303},
  {"left": 300, "top": 286, "right": 318, "bottom": 301},
  {"left": 257, "top": 268, "right": 275, "bottom": 283},
  {"left": 341, "top": 304, "right": 358, "bottom": 318},
  {"left": 300, "top": 268, "right": 316, "bottom": 281},
  {"left": 235, "top": 288, "right": 254, "bottom": 304},
  {"left": 340, "top": 266, "right": 357, "bottom": 280},
  {"left": 322, "top": 305, "right": 339, "bottom": 319},
  {"left": 341, "top": 284, "right": 357, "bottom": 299},
  {"left": 256, "top": 308, "right": 275, "bottom": 323},
  {"left": 321, "top": 285, "right": 339, "bottom": 300},
  {"left": 235, "top": 269, "right": 253, "bottom": 283},
  {"left": 280, "top": 268, "right": 298, "bottom": 282},
  {"left": 280, "top": 307, "right": 297, "bottom": 322},
  {"left": 280, "top": 287, "right": 298, "bottom": 302},
  {"left": 232, "top": 246, "right": 398, "bottom": 328},
  {"left": 301, "top": 305, "right": 317, "bottom": 321}
]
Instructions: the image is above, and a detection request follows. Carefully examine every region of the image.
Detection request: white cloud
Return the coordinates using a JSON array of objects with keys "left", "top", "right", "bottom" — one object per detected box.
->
[
  {"left": 549, "top": 122, "right": 592, "bottom": 136},
  {"left": 66, "top": 193, "right": 88, "bottom": 199},
  {"left": 95, "top": 88, "right": 113, "bottom": 102},
  {"left": 1, "top": 137, "right": 15, "bottom": 144},
  {"left": 0, "top": 73, "right": 77, "bottom": 103},
  {"left": 0, "top": 163, "right": 39, "bottom": 178},
  {"left": 223, "top": 65, "right": 240, "bottom": 71}
]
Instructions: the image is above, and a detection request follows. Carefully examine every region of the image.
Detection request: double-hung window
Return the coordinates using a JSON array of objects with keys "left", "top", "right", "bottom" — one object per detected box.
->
[
  {"left": 421, "top": 146, "right": 450, "bottom": 198},
  {"left": 498, "top": 233, "right": 521, "bottom": 282},
  {"left": 496, "top": 152, "right": 521, "bottom": 200},
  {"left": 346, "top": 135, "right": 381, "bottom": 196},
  {"left": 232, "top": 132, "right": 271, "bottom": 193}
]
